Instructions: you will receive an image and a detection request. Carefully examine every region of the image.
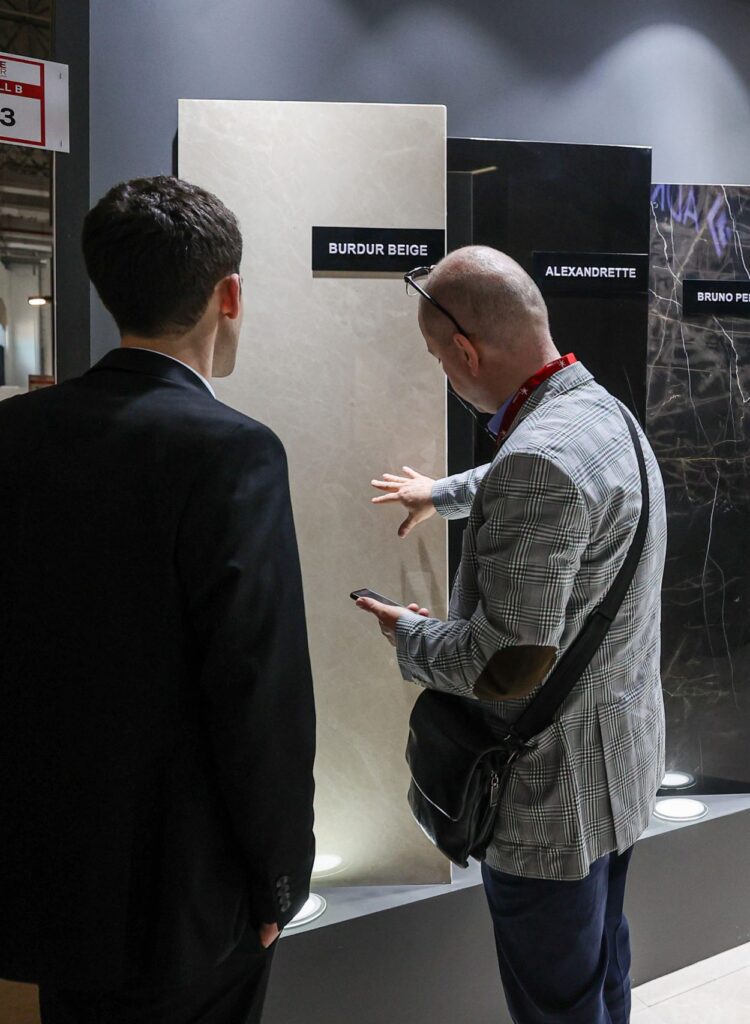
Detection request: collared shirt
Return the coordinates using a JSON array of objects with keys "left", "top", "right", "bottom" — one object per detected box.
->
[
  {"left": 489, "top": 354, "right": 578, "bottom": 442},
  {"left": 128, "top": 347, "right": 216, "bottom": 398},
  {"left": 487, "top": 395, "right": 513, "bottom": 438}
]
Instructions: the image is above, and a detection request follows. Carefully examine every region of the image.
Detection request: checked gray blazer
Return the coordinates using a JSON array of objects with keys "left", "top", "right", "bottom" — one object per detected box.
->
[{"left": 395, "top": 361, "right": 667, "bottom": 880}]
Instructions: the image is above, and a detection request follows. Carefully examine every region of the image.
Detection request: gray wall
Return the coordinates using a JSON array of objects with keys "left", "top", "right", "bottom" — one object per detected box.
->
[
  {"left": 55, "top": 0, "right": 90, "bottom": 380},
  {"left": 88, "top": 0, "right": 750, "bottom": 352}
]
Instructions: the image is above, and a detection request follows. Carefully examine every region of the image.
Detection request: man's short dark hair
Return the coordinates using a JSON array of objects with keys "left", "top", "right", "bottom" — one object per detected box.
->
[{"left": 82, "top": 176, "right": 243, "bottom": 337}]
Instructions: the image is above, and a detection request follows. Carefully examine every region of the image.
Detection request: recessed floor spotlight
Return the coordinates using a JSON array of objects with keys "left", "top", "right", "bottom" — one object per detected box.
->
[
  {"left": 661, "top": 771, "right": 695, "bottom": 790},
  {"left": 653, "top": 797, "right": 708, "bottom": 823},
  {"left": 285, "top": 893, "right": 327, "bottom": 929},
  {"left": 312, "top": 853, "right": 344, "bottom": 877}
]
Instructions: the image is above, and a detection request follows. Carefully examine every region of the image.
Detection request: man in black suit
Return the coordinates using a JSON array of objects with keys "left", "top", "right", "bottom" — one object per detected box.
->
[{"left": 0, "top": 176, "right": 316, "bottom": 1023}]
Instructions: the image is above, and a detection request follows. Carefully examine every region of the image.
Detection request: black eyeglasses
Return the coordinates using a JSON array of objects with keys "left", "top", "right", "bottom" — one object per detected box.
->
[{"left": 404, "top": 265, "right": 470, "bottom": 338}]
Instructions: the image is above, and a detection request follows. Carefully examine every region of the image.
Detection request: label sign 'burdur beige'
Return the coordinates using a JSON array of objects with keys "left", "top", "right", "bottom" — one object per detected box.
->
[
  {"left": 312, "top": 226, "right": 445, "bottom": 272},
  {"left": 179, "top": 101, "right": 449, "bottom": 886}
]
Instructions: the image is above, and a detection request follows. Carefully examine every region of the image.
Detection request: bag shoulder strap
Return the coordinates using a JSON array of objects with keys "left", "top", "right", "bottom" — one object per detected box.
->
[{"left": 510, "top": 406, "right": 650, "bottom": 743}]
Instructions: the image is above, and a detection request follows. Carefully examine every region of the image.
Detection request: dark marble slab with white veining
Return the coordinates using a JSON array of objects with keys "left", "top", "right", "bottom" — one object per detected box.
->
[{"left": 649, "top": 184, "right": 750, "bottom": 791}]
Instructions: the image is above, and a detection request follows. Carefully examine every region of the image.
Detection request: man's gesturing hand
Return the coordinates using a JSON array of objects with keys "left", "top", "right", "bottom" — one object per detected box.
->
[{"left": 370, "top": 466, "right": 437, "bottom": 538}]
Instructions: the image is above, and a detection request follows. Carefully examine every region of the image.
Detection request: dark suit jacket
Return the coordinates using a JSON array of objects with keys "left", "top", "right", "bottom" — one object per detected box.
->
[{"left": 0, "top": 348, "right": 316, "bottom": 991}]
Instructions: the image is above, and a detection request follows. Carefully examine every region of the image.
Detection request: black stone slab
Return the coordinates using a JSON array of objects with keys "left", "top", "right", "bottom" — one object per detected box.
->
[
  {"left": 445, "top": 139, "right": 652, "bottom": 576},
  {"left": 448, "top": 139, "right": 651, "bottom": 421},
  {"left": 649, "top": 184, "right": 750, "bottom": 793}
]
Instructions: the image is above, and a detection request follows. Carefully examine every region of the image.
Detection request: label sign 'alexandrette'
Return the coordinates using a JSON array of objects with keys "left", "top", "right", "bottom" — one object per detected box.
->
[
  {"left": 682, "top": 279, "right": 750, "bottom": 318},
  {"left": 532, "top": 252, "right": 649, "bottom": 296},
  {"left": 312, "top": 227, "right": 445, "bottom": 273}
]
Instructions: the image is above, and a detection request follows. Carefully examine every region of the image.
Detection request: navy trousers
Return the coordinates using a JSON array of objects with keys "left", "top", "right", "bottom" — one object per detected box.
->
[{"left": 482, "top": 848, "right": 634, "bottom": 1024}]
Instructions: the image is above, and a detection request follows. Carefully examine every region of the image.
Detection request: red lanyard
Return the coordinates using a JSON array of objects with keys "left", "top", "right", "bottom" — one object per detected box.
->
[{"left": 496, "top": 353, "right": 577, "bottom": 442}]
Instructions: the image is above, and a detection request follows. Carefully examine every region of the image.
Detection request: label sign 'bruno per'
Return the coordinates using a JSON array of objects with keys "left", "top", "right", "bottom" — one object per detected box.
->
[
  {"left": 682, "top": 279, "right": 750, "bottom": 318},
  {"left": 532, "top": 252, "right": 649, "bottom": 296},
  {"left": 312, "top": 227, "right": 445, "bottom": 273}
]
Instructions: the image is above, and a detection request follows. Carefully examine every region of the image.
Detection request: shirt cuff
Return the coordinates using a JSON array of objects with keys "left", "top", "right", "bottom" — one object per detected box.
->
[
  {"left": 430, "top": 477, "right": 454, "bottom": 519},
  {"left": 395, "top": 610, "right": 425, "bottom": 683}
]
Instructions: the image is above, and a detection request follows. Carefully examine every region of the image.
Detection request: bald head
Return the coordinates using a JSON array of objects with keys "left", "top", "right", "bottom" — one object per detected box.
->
[
  {"left": 419, "top": 246, "right": 550, "bottom": 353},
  {"left": 414, "top": 246, "right": 560, "bottom": 414}
]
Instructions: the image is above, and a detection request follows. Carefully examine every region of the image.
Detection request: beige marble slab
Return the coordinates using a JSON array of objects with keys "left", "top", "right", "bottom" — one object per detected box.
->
[{"left": 179, "top": 100, "right": 449, "bottom": 885}]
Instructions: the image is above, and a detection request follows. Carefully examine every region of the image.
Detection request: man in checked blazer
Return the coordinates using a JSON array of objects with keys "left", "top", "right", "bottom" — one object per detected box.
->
[
  {"left": 0, "top": 177, "right": 316, "bottom": 1023},
  {"left": 358, "top": 246, "right": 666, "bottom": 1024}
]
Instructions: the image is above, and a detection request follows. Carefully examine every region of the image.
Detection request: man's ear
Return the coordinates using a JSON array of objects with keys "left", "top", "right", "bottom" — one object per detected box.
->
[
  {"left": 452, "top": 333, "right": 480, "bottom": 377},
  {"left": 217, "top": 273, "right": 242, "bottom": 321}
]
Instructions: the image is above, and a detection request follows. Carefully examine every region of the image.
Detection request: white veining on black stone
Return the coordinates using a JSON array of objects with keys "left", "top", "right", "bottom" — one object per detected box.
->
[{"left": 649, "top": 184, "right": 750, "bottom": 792}]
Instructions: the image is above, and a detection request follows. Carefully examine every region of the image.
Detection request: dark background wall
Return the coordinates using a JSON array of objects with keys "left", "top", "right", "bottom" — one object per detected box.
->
[
  {"left": 54, "top": 0, "right": 89, "bottom": 380},
  {"left": 79, "top": 0, "right": 750, "bottom": 363}
]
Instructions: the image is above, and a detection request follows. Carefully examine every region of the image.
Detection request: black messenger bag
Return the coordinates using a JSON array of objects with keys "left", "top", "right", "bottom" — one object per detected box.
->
[{"left": 405, "top": 408, "right": 649, "bottom": 868}]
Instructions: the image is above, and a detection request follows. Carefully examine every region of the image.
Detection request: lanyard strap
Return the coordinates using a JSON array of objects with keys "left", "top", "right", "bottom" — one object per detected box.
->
[{"left": 496, "top": 353, "right": 577, "bottom": 443}]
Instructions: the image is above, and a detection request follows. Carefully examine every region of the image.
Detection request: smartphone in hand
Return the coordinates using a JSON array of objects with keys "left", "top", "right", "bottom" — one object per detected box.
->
[{"left": 350, "top": 588, "right": 400, "bottom": 607}]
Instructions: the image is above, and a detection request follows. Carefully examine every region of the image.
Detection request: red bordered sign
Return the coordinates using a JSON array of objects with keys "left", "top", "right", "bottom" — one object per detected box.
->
[{"left": 0, "top": 52, "right": 69, "bottom": 152}]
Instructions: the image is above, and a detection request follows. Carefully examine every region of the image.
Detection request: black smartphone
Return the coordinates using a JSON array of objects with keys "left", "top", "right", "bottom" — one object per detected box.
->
[{"left": 350, "top": 588, "right": 400, "bottom": 607}]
